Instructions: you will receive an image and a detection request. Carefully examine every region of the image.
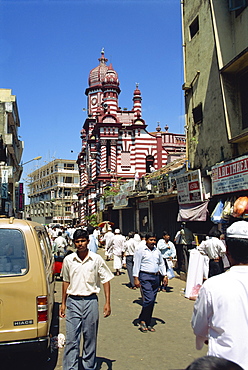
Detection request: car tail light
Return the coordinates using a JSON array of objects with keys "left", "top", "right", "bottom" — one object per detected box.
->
[{"left": 37, "top": 296, "right": 48, "bottom": 322}]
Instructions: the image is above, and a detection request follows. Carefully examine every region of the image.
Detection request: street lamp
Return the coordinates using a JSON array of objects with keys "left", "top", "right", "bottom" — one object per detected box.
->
[{"left": 22, "top": 156, "right": 42, "bottom": 166}]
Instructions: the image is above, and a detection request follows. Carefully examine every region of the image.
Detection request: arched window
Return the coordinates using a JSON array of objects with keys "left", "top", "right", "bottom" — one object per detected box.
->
[{"left": 146, "top": 155, "right": 154, "bottom": 173}]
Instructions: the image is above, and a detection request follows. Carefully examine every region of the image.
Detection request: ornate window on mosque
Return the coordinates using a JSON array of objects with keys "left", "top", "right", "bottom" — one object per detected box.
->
[
  {"left": 146, "top": 155, "right": 154, "bottom": 173},
  {"left": 102, "top": 116, "right": 116, "bottom": 124},
  {"left": 121, "top": 151, "right": 131, "bottom": 170}
]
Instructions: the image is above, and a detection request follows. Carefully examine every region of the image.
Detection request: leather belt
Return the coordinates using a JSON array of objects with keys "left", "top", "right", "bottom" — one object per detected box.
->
[
  {"left": 69, "top": 293, "right": 96, "bottom": 299},
  {"left": 140, "top": 270, "right": 159, "bottom": 275}
]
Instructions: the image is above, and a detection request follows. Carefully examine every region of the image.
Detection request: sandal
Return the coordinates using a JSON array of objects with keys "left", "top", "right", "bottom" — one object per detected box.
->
[
  {"left": 147, "top": 326, "right": 156, "bottom": 332},
  {"left": 139, "top": 322, "right": 148, "bottom": 333}
]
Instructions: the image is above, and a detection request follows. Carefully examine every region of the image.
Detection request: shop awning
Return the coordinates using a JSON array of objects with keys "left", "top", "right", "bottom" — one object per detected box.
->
[{"left": 177, "top": 201, "right": 209, "bottom": 222}]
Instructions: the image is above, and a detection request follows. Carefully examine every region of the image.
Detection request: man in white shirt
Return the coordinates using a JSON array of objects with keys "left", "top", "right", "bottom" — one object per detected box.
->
[
  {"left": 191, "top": 220, "right": 248, "bottom": 370},
  {"left": 52, "top": 231, "right": 67, "bottom": 256},
  {"left": 59, "top": 229, "right": 114, "bottom": 370},
  {"left": 197, "top": 228, "right": 226, "bottom": 277},
  {"left": 124, "top": 231, "right": 137, "bottom": 288},
  {"left": 103, "top": 227, "right": 114, "bottom": 261},
  {"left": 111, "top": 228, "right": 126, "bottom": 276}
]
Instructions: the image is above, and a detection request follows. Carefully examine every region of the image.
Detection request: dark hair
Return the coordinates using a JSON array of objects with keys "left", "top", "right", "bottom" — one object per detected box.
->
[
  {"left": 128, "top": 231, "right": 135, "bottom": 238},
  {"left": 226, "top": 237, "right": 248, "bottom": 264},
  {"left": 208, "top": 226, "right": 221, "bottom": 238},
  {"left": 58, "top": 231, "right": 62, "bottom": 237},
  {"left": 162, "top": 230, "right": 169, "bottom": 237},
  {"left": 140, "top": 232, "right": 147, "bottom": 239},
  {"left": 185, "top": 356, "right": 243, "bottom": 370},
  {"left": 73, "top": 229, "right": 89, "bottom": 241},
  {"left": 145, "top": 231, "right": 156, "bottom": 240},
  {"left": 87, "top": 225, "right": 94, "bottom": 235}
]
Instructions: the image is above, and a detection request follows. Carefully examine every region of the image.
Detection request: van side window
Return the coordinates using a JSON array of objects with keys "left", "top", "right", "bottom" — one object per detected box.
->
[
  {"left": 37, "top": 230, "right": 53, "bottom": 270},
  {"left": 0, "top": 229, "right": 28, "bottom": 276}
]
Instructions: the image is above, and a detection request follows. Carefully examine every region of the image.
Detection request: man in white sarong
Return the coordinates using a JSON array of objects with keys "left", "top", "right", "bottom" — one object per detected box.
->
[{"left": 110, "top": 229, "right": 126, "bottom": 276}]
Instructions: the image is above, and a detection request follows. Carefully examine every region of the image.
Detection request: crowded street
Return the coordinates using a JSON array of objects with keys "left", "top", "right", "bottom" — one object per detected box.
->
[
  {"left": 54, "top": 249, "right": 206, "bottom": 370},
  {"left": 1, "top": 2, "right": 248, "bottom": 369}
]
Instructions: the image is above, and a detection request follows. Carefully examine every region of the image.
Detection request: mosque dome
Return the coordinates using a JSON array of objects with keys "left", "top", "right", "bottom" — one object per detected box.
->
[
  {"left": 103, "top": 64, "right": 119, "bottom": 86},
  {"left": 89, "top": 49, "right": 118, "bottom": 87}
]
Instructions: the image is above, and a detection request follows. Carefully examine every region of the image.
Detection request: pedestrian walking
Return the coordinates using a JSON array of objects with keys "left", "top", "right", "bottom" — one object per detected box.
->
[
  {"left": 157, "top": 231, "right": 176, "bottom": 291},
  {"left": 174, "top": 223, "right": 194, "bottom": 273},
  {"left": 197, "top": 227, "right": 226, "bottom": 277},
  {"left": 59, "top": 228, "right": 114, "bottom": 370},
  {"left": 87, "top": 225, "right": 98, "bottom": 253},
  {"left": 191, "top": 220, "right": 248, "bottom": 370},
  {"left": 110, "top": 228, "right": 126, "bottom": 276},
  {"left": 102, "top": 226, "right": 114, "bottom": 261},
  {"left": 124, "top": 231, "right": 137, "bottom": 289},
  {"left": 53, "top": 231, "right": 67, "bottom": 256},
  {"left": 133, "top": 231, "right": 168, "bottom": 332}
]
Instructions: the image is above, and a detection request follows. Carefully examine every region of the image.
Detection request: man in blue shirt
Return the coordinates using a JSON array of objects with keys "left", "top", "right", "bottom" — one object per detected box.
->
[{"left": 133, "top": 232, "right": 168, "bottom": 332}]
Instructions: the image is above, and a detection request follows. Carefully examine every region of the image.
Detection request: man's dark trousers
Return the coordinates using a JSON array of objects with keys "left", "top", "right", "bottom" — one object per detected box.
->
[{"left": 138, "top": 271, "right": 159, "bottom": 326}]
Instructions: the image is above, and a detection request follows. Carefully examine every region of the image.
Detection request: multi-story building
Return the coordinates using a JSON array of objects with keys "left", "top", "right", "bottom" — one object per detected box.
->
[
  {"left": 182, "top": 0, "right": 248, "bottom": 171},
  {"left": 0, "top": 89, "right": 24, "bottom": 217},
  {"left": 26, "top": 159, "right": 80, "bottom": 225},
  {"left": 180, "top": 0, "right": 248, "bottom": 227},
  {"left": 77, "top": 50, "right": 186, "bottom": 224}
]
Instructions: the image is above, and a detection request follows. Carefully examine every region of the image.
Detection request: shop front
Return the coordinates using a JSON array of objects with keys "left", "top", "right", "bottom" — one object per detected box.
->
[{"left": 211, "top": 154, "right": 248, "bottom": 227}]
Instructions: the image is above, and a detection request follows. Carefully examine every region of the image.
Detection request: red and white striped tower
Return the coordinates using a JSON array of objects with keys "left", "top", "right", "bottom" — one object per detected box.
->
[
  {"left": 133, "top": 83, "right": 142, "bottom": 118},
  {"left": 100, "top": 139, "right": 107, "bottom": 172},
  {"left": 102, "top": 64, "right": 120, "bottom": 115},
  {"left": 79, "top": 200, "right": 85, "bottom": 225},
  {"left": 110, "top": 140, "right": 117, "bottom": 172}
]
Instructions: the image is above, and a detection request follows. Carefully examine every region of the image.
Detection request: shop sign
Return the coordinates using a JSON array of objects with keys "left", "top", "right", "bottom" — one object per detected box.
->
[
  {"left": 176, "top": 169, "right": 203, "bottom": 204},
  {"left": 1, "top": 183, "right": 8, "bottom": 199},
  {"left": 53, "top": 216, "right": 72, "bottom": 221},
  {"left": 138, "top": 200, "right": 149, "bottom": 209},
  {"left": 212, "top": 155, "right": 248, "bottom": 195},
  {"left": 119, "top": 180, "right": 134, "bottom": 193},
  {"left": 113, "top": 192, "right": 129, "bottom": 208},
  {"left": 99, "top": 198, "right": 104, "bottom": 211}
]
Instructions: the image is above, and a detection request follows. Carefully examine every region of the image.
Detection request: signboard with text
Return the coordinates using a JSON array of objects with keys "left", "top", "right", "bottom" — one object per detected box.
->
[
  {"left": 176, "top": 169, "right": 203, "bottom": 204},
  {"left": 212, "top": 155, "right": 248, "bottom": 195}
]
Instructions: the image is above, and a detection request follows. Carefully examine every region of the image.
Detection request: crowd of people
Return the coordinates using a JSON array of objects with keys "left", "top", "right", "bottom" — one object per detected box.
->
[{"left": 45, "top": 220, "right": 248, "bottom": 370}]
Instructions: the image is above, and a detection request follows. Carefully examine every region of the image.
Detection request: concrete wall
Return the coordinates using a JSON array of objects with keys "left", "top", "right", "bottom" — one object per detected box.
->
[{"left": 182, "top": 0, "right": 248, "bottom": 171}]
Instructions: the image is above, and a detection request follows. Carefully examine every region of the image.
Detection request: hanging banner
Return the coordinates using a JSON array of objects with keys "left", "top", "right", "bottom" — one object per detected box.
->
[
  {"left": 176, "top": 169, "right": 203, "bottom": 204},
  {"left": 212, "top": 155, "right": 248, "bottom": 195},
  {"left": 1, "top": 169, "right": 8, "bottom": 183}
]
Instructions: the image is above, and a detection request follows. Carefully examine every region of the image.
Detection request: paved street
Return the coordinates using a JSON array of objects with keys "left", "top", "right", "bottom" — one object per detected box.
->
[{"left": 55, "top": 249, "right": 206, "bottom": 370}]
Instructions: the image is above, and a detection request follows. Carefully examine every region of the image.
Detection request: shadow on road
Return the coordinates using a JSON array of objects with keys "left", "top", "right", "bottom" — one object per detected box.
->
[
  {"left": 77, "top": 356, "right": 116, "bottom": 370},
  {"left": 132, "top": 316, "right": 166, "bottom": 330}
]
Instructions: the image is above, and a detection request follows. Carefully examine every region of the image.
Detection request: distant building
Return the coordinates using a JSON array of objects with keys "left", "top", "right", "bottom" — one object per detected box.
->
[
  {"left": 25, "top": 159, "right": 80, "bottom": 225},
  {"left": 0, "top": 88, "right": 24, "bottom": 217},
  {"left": 77, "top": 50, "right": 186, "bottom": 223}
]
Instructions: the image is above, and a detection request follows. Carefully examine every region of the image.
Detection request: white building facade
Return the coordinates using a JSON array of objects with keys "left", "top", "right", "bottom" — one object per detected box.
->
[{"left": 26, "top": 159, "right": 80, "bottom": 225}]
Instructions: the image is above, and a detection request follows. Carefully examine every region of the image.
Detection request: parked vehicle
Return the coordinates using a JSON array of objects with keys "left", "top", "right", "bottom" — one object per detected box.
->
[{"left": 0, "top": 217, "right": 55, "bottom": 359}]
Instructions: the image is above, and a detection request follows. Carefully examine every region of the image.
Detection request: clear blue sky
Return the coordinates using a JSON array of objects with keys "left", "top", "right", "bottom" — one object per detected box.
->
[{"left": 0, "top": 0, "right": 184, "bottom": 178}]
